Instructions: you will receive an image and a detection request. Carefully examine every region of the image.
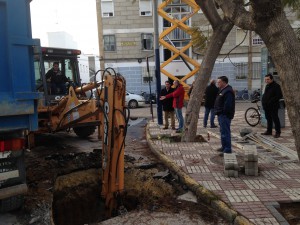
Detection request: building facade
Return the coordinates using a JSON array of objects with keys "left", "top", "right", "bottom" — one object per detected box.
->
[{"left": 98, "top": 0, "right": 299, "bottom": 94}]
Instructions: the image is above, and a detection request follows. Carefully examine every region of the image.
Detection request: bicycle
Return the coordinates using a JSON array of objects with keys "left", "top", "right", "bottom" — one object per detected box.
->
[
  {"left": 244, "top": 98, "right": 261, "bottom": 126},
  {"left": 235, "top": 88, "right": 250, "bottom": 101}
]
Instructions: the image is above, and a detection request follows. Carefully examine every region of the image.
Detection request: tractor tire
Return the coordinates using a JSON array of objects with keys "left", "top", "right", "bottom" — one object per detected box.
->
[
  {"left": 73, "top": 126, "right": 96, "bottom": 138},
  {"left": 0, "top": 195, "right": 23, "bottom": 213}
]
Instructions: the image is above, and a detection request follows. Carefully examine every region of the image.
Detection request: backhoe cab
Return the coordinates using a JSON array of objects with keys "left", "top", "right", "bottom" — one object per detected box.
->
[{"left": 32, "top": 46, "right": 100, "bottom": 138}]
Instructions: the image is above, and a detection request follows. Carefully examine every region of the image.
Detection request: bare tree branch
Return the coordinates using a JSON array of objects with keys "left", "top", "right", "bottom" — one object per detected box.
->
[
  {"left": 195, "top": 0, "right": 223, "bottom": 29},
  {"left": 215, "top": 0, "right": 256, "bottom": 30}
]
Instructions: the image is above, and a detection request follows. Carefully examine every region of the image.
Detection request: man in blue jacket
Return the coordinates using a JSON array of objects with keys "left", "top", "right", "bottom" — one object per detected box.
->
[{"left": 214, "top": 76, "right": 235, "bottom": 156}]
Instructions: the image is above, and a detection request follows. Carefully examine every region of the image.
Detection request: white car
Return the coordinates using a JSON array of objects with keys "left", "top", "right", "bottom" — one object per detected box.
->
[{"left": 126, "top": 91, "right": 145, "bottom": 108}]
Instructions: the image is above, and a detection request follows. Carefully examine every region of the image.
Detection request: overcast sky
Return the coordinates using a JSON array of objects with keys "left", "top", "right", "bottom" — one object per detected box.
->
[{"left": 30, "top": 0, "right": 99, "bottom": 55}]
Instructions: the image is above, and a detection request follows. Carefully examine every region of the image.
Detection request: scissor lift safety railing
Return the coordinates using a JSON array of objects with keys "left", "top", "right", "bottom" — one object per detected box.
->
[{"left": 158, "top": 0, "right": 201, "bottom": 91}]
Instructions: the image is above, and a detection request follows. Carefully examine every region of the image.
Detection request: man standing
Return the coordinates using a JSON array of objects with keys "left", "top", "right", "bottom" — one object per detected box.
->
[
  {"left": 203, "top": 79, "right": 219, "bottom": 128},
  {"left": 160, "top": 80, "right": 185, "bottom": 133},
  {"left": 214, "top": 76, "right": 235, "bottom": 155},
  {"left": 261, "top": 73, "right": 283, "bottom": 138},
  {"left": 160, "top": 81, "right": 175, "bottom": 130},
  {"left": 46, "top": 62, "right": 69, "bottom": 94}
]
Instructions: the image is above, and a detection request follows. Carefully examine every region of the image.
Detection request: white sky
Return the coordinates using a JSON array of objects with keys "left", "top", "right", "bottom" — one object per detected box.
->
[{"left": 30, "top": 0, "right": 99, "bottom": 55}]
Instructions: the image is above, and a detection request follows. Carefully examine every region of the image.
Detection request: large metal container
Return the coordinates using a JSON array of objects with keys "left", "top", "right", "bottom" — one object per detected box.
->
[{"left": 0, "top": 0, "right": 40, "bottom": 132}]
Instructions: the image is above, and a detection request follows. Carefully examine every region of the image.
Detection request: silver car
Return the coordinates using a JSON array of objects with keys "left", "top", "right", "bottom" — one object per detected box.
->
[{"left": 126, "top": 91, "right": 145, "bottom": 108}]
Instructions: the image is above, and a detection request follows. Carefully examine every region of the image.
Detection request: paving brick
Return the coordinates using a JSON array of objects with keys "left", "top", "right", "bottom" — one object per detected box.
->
[
  {"left": 224, "top": 170, "right": 238, "bottom": 178},
  {"left": 224, "top": 153, "right": 239, "bottom": 170},
  {"left": 147, "top": 110, "right": 298, "bottom": 224},
  {"left": 244, "top": 145, "right": 258, "bottom": 162}
]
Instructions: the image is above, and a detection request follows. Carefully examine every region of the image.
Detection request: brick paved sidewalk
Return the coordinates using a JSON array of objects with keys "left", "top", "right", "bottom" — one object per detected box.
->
[{"left": 147, "top": 109, "right": 300, "bottom": 225}]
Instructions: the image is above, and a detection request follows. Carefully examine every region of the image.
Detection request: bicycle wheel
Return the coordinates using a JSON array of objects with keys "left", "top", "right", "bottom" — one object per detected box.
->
[
  {"left": 242, "top": 93, "right": 250, "bottom": 101},
  {"left": 245, "top": 107, "right": 260, "bottom": 126}
]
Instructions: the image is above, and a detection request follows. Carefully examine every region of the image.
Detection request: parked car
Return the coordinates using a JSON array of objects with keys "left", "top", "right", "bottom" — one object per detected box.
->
[
  {"left": 141, "top": 91, "right": 156, "bottom": 104},
  {"left": 126, "top": 91, "right": 145, "bottom": 108}
]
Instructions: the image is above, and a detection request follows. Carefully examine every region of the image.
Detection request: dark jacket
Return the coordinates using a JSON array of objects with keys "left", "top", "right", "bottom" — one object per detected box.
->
[
  {"left": 188, "top": 85, "right": 193, "bottom": 97},
  {"left": 204, "top": 83, "right": 219, "bottom": 108},
  {"left": 262, "top": 81, "right": 283, "bottom": 110},
  {"left": 46, "top": 69, "right": 68, "bottom": 84},
  {"left": 160, "top": 87, "right": 175, "bottom": 111},
  {"left": 214, "top": 85, "right": 235, "bottom": 119},
  {"left": 165, "top": 84, "right": 185, "bottom": 109}
]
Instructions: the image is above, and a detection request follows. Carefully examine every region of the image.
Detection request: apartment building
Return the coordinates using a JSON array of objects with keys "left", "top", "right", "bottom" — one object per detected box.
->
[{"left": 98, "top": 0, "right": 299, "bottom": 94}]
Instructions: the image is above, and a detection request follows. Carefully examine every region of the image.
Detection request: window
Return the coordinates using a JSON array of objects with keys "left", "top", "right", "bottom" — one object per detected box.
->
[
  {"left": 141, "top": 33, "right": 153, "bottom": 50},
  {"left": 235, "top": 62, "right": 248, "bottom": 79},
  {"left": 162, "top": 3, "right": 191, "bottom": 61},
  {"left": 252, "top": 34, "right": 264, "bottom": 45},
  {"left": 252, "top": 62, "right": 261, "bottom": 79},
  {"left": 163, "top": 41, "right": 190, "bottom": 61},
  {"left": 235, "top": 62, "right": 261, "bottom": 80},
  {"left": 101, "top": 0, "right": 114, "bottom": 17},
  {"left": 142, "top": 66, "right": 155, "bottom": 83},
  {"left": 139, "top": 0, "right": 152, "bottom": 16},
  {"left": 104, "top": 35, "right": 116, "bottom": 51}
]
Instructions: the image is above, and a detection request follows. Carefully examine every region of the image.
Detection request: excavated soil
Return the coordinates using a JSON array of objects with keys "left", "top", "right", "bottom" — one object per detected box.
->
[
  {"left": 277, "top": 202, "right": 300, "bottom": 225},
  {"left": 13, "top": 119, "right": 228, "bottom": 225}
]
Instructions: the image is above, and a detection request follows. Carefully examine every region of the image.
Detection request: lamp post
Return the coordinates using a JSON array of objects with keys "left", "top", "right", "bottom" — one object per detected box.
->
[
  {"left": 153, "top": 0, "right": 163, "bottom": 125},
  {"left": 96, "top": 0, "right": 105, "bottom": 71}
]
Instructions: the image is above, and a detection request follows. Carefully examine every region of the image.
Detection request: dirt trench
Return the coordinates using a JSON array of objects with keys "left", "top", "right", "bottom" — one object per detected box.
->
[{"left": 20, "top": 120, "right": 228, "bottom": 225}]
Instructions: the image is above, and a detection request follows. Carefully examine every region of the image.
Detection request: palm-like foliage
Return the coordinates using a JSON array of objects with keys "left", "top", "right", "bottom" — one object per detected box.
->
[{"left": 190, "top": 27, "right": 209, "bottom": 54}]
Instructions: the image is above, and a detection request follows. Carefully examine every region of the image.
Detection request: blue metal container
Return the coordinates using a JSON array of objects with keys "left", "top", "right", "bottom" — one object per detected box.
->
[{"left": 0, "top": 0, "right": 40, "bottom": 132}]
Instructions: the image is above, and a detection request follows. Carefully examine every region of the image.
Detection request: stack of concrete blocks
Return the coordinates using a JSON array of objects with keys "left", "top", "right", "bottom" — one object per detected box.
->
[
  {"left": 244, "top": 145, "right": 258, "bottom": 176},
  {"left": 224, "top": 153, "right": 239, "bottom": 177}
]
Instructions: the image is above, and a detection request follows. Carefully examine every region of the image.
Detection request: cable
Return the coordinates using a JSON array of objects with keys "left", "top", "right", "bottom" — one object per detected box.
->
[{"left": 222, "top": 30, "right": 248, "bottom": 67}]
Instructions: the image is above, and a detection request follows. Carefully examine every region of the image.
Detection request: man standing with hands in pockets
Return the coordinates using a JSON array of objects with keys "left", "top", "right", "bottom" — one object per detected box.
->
[{"left": 214, "top": 76, "right": 235, "bottom": 156}]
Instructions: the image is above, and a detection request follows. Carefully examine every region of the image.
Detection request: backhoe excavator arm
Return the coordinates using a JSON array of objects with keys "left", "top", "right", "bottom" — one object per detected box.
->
[{"left": 98, "top": 72, "right": 128, "bottom": 216}]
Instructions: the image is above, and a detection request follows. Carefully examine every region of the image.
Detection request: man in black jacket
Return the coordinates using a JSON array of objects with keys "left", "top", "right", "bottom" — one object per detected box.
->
[
  {"left": 203, "top": 79, "right": 219, "bottom": 128},
  {"left": 160, "top": 81, "right": 175, "bottom": 130},
  {"left": 261, "top": 74, "right": 283, "bottom": 138},
  {"left": 46, "top": 62, "right": 69, "bottom": 94}
]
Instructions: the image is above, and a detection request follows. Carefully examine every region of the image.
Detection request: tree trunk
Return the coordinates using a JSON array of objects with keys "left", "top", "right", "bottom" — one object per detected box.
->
[
  {"left": 182, "top": 21, "right": 233, "bottom": 142},
  {"left": 255, "top": 12, "right": 300, "bottom": 160}
]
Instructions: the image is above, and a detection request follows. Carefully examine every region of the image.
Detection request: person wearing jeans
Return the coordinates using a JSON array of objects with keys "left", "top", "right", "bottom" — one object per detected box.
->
[
  {"left": 203, "top": 79, "right": 219, "bottom": 128},
  {"left": 214, "top": 76, "right": 235, "bottom": 155},
  {"left": 160, "top": 80, "right": 185, "bottom": 133},
  {"left": 218, "top": 114, "right": 232, "bottom": 153},
  {"left": 175, "top": 108, "right": 184, "bottom": 132}
]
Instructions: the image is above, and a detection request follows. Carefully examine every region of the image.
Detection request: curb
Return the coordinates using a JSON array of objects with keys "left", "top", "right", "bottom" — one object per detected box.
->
[{"left": 146, "top": 123, "right": 254, "bottom": 225}]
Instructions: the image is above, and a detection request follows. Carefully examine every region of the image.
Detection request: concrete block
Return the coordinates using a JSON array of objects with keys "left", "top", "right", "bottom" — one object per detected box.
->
[
  {"left": 224, "top": 170, "right": 238, "bottom": 178},
  {"left": 244, "top": 160, "right": 258, "bottom": 176},
  {"left": 244, "top": 145, "right": 258, "bottom": 162},
  {"left": 245, "top": 168, "right": 258, "bottom": 176},
  {"left": 224, "top": 153, "right": 239, "bottom": 170},
  {"left": 245, "top": 161, "right": 258, "bottom": 169}
]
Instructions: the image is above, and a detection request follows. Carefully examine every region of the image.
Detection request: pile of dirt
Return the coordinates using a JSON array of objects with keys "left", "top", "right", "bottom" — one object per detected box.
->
[{"left": 16, "top": 122, "right": 228, "bottom": 225}]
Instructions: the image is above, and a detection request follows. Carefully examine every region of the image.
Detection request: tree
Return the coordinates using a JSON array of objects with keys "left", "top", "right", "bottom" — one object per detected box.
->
[
  {"left": 182, "top": 0, "right": 233, "bottom": 142},
  {"left": 184, "top": 0, "right": 300, "bottom": 160}
]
